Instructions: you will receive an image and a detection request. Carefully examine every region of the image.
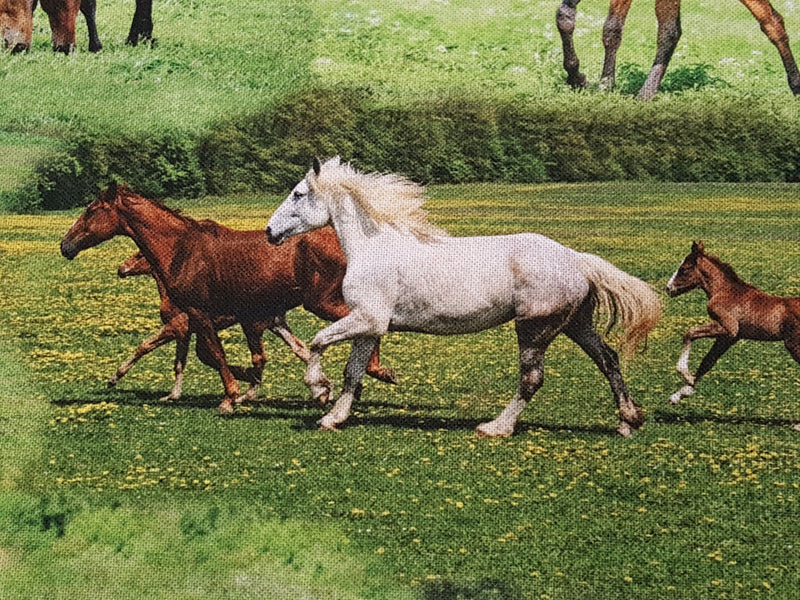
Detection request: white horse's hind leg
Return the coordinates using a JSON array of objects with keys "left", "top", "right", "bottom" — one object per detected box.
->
[
  {"left": 476, "top": 317, "right": 564, "bottom": 438},
  {"left": 318, "top": 337, "right": 379, "bottom": 430},
  {"left": 564, "top": 302, "right": 645, "bottom": 437}
]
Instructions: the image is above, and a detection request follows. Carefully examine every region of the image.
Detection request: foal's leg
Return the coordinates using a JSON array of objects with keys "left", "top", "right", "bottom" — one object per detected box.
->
[
  {"left": 638, "top": 0, "right": 682, "bottom": 100},
  {"left": 318, "top": 337, "right": 380, "bottom": 431},
  {"left": 268, "top": 314, "right": 311, "bottom": 363},
  {"left": 475, "top": 317, "right": 564, "bottom": 438},
  {"left": 163, "top": 334, "right": 190, "bottom": 402},
  {"left": 740, "top": 0, "right": 800, "bottom": 94},
  {"left": 564, "top": 305, "right": 645, "bottom": 437},
  {"left": 600, "top": 0, "right": 635, "bottom": 89},
  {"left": 235, "top": 321, "right": 270, "bottom": 404},
  {"left": 556, "top": 0, "right": 588, "bottom": 89},
  {"left": 671, "top": 322, "right": 734, "bottom": 403},
  {"left": 108, "top": 317, "right": 184, "bottom": 387}
]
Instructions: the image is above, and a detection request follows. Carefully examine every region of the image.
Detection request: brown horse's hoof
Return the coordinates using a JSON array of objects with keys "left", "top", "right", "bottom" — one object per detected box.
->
[
  {"left": 217, "top": 400, "right": 235, "bottom": 415},
  {"left": 368, "top": 367, "right": 399, "bottom": 385}
]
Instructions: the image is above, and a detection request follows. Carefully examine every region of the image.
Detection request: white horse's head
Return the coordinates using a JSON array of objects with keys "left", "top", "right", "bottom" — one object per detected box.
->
[{"left": 266, "top": 157, "right": 332, "bottom": 245}]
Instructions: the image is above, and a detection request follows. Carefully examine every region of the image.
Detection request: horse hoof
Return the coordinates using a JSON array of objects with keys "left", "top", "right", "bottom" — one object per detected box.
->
[
  {"left": 317, "top": 417, "right": 340, "bottom": 431},
  {"left": 370, "top": 367, "right": 399, "bottom": 385},
  {"left": 669, "top": 392, "right": 682, "bottom": 404},
  {"left": 159, "top": 395, "right": 177, "bottom": 403},
  {"left": 616, "top": 422, "right": 634, "bottom": 438},
  {"left": 793, "top": 423, "right": 800, "bottom": 431},
  {"left": 218, "top": 401, "right": 235, "bottom": 415},
  {"left": 475, "top": 423, "right": 512, "bottom": 438}
]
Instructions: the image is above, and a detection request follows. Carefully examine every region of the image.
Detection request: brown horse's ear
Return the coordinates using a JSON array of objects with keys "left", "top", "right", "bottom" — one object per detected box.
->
[
  {"left": 312, "top": 157, "right": 322, "bottom": 177},
  {"left": 691, "top": 240, "right": 705, "bottom": 254}
]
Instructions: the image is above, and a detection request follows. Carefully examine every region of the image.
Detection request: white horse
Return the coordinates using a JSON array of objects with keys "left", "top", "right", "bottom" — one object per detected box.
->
[{"left": 266, "top": 158, "right": 661, "bottom": 437}]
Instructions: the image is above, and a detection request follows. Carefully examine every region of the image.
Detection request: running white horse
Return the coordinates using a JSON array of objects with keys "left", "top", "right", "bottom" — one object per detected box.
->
[{"left": 266, "top": 158, "right": 661, "bottom": 437}]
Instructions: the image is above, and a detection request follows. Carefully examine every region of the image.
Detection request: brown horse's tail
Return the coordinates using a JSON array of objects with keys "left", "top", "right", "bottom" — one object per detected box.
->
[{"left": 575, "top": 252, "right": 662, "bottom": 360}]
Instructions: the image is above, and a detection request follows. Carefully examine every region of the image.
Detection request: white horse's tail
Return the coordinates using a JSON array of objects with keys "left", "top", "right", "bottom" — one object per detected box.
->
[{"left": 576, "top": 252, "right": 662, "bottom": 360}]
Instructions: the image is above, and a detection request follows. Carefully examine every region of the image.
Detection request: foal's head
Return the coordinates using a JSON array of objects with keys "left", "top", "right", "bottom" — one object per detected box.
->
[
  {"left": 666, "top": 241, "right": 706, "bottom": 297},
  {"left": 117, "top": 252, "right": 152, "bottom": 278},
  {"left": 60, "top": 183, "right": 126, "bottom": 260}
]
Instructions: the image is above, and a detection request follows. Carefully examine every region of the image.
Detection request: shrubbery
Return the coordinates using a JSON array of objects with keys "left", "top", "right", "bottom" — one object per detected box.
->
[{"left": 6, "top": 82, "right": 800, "bottom": 212}]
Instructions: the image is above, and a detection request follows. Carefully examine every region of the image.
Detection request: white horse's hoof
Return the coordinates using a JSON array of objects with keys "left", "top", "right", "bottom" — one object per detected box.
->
[
  {"left": 475, "top": 423, "right": 513, "bottom": 438},
  {"left": 793, "top": 423, "right": 800, "bottom": 431},
  {"left": 616, "top": 421, "right": 633, "bottom": 437},
  {"left": 159, "top": 394, "right": 178, "bottom": 403},
  {"left": 317, "top": 416, "right": 341, "bottom": 431},
  {"left": 670, "top": 385, "right": 694, "bottom": 404},
  {"left": 669, "top": 392, "right": 682, "bottom": 404}
]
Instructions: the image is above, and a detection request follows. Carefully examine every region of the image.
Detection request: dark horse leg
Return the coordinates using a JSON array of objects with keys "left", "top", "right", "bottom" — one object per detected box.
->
[
  {"left": 126, "top": 0, "right": 154, "bottom": 46},
  {"left": 740, "top": 0, "right": 800, "bottom": 95},
  {"left": 670, "top": 322, "right": 736, "bottom": 404},
  {"left": 40, "top": 0, "right": 79, "bottom": 53},
  {"left": 563, "top": 298, "right": 645, "bottom": 437},
  {"left": 637, "top": 0, "right": 682, "bottom": 100},
  {"left": 556, "top": 0, "right": 588, "bottom": 89},
  {"left": 79, "top": 0, "right": 101, "bottom": 52}
]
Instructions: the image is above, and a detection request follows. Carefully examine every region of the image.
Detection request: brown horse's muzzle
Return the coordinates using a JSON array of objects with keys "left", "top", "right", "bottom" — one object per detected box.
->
[{"left": 60, "top": 239, "right": 80, "bottom": 260}]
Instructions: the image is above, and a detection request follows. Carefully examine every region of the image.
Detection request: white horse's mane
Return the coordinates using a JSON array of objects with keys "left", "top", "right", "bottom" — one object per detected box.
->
[{"left": 309, "top": 157, "right": 449, "bottom": 240}]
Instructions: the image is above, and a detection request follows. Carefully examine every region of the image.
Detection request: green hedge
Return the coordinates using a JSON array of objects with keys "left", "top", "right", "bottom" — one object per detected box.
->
[{"left": 9, "top": 87, "right": 800, "bottom": 211}]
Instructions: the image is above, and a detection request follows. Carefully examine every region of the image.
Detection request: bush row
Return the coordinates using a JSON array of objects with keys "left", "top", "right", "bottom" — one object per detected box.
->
[{"left": 10, "top": 86, "right": 800, "bottom": 211}]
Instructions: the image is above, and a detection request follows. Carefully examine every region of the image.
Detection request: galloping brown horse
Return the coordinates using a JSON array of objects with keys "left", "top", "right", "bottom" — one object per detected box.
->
[
  {"left": 557, "top": 0, "right": 800, "bottom": 98},
  {"left": 110, "top": 251, "right": 310, "bottom": 403},
  {"left": 666, "top": 241, "right": 800, "bottom": 429},
  {"left": 61, "top": 184, "right": 396, "bottom": 413}
]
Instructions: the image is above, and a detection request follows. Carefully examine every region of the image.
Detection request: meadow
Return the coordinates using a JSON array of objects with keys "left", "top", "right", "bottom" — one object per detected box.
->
[{"left": 2, "top": 183, "right": 800, "bottom": 598}]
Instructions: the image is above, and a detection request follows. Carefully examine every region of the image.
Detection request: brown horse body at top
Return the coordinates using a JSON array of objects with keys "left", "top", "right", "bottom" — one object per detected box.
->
[
  {"left": 1, "top": 0, "right": 152, "bottom": 53},
  {"left": 556, "top": 0, "right": 800, "bottom": 98},
  {"left": 666, "top": 241, "right": 800, "bottom": 429},
  {"left": 110, "top": 251, "right": 311, "bottom": 403},
  {"left": 60, "top": 184, "right": 396, "bottom": 413}
]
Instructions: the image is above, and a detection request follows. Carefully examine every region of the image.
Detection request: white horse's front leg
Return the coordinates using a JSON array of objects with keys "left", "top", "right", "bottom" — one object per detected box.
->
[{"left": 318, "top": 336, "right": 379, "bottom": 431}]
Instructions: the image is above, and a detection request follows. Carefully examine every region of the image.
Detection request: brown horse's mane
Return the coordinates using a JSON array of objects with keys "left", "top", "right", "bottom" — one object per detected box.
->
[
  {"left": 702, "top": 253, "right": 751, "bottom": 288},
  {"left": 117, "top": 188, "right": 225, "bottom": 233}
]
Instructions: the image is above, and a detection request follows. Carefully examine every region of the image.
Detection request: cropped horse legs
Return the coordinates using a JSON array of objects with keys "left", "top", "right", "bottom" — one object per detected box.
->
[{"left": 670, "top": 322, "right": 735, "bottom": 403}]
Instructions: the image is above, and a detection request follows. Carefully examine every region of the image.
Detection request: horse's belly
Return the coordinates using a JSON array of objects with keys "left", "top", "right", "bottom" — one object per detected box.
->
[{"left": 389, "top": 296, "right": 515, "bottom": 335}]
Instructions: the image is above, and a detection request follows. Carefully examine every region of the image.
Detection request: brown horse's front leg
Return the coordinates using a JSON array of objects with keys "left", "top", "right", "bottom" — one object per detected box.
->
[
  {"left": 600, "top": 0, "right": 634, "bottom": 89},
  {"left": 40, "top": 0, "right": 79, "bottom": 53},
  {"left": 190, "top": 310, "right": 240, "bottom": 414},
  {"left": 556, "top": 0, "right": 588, "bottom": 89},
  {"left": 638, "top": 0, "right": 682, "bottom": 100}
]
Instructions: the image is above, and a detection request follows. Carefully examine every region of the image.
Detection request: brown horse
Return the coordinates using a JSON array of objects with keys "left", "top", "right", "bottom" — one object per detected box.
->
[
  {"left": 1, "top": 0, "right": 32, "bottom": 51},
  {"left": 666, "top": 241, "right": 800, "bottom": 428},
  {"left": 61, "top": 184, "right": 396, "bottom": 413},
  {"left": 110, "top": 251, "right": 310, "bottom": 402},
  {"left": 557, "top": 0, "right": 800, "bottom": 99}
]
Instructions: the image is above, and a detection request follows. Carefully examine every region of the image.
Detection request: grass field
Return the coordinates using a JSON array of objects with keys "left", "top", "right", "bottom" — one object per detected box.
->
[{"left": 2, "top": 183, "right": 800, "bottom": 598}]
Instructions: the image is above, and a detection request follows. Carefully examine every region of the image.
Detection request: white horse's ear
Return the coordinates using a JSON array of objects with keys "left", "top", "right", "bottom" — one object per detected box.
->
[{"left": 313, "top": 157, "right": 322, "bottom": 176}]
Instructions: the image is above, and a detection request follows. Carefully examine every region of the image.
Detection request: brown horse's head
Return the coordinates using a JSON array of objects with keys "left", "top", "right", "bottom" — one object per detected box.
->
[
  {"left": 60, "top": 183, "right": 126, "bottom": 260},
  {"left": 117, "top": 251, "right": 152, "bottom": 278},
  {"left": 666, "top": 241, "right": 705, "bottom": 297},
  {"left": 0, "top": 0, "right": 33, "bottom": 52}
]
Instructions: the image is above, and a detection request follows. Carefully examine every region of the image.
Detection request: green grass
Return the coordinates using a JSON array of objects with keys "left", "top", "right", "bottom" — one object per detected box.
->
[{"left": 2, "top": 183, "right": 800, "bottom": 598}]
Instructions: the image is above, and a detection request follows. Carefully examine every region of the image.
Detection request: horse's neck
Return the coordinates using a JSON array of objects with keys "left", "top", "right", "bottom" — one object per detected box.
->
[
  {"left": 329, "top": 199, "right": 386, "bottom": 260},
  {"left": 699, "top": 258, "right": 746, "bottom": 298},
  {"left": 119, "top": 204, "right": 192, "bottom": 279}
]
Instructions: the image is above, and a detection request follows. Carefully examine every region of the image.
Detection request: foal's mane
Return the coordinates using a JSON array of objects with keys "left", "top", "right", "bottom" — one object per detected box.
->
[
  {"left": 310, "top": 157, "right": 449, "bottom": 240},
  {"left": 702, "top": 253, "right": 751, "bottom": 287}
]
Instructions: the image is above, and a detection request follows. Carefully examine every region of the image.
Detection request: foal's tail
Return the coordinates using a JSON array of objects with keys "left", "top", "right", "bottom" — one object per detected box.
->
[{"left": 576, "top": 253, "right": 662, "bottom": 360}]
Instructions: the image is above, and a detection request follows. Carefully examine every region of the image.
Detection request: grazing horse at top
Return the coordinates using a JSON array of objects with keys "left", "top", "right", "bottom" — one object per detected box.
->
[
  {"left": 557, "top": 0, "right": 800, "bottom": 98},
  {"left": 266, "top": 157, "right": 661, "bottom": 437},
  {"left": 667, "top": 241, "right": 800, "bottom": 429},
  {"left": 110, "top": 251, "right": 310, "bottom": 403},
  {"left": 60, "top": 183, "right": 396, "bottom": 413}
]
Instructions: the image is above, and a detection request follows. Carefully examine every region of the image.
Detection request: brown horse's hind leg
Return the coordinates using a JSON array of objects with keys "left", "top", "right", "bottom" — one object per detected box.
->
[
  {"left": 564, "top": 300, "right": 644, "bottom": 437},
  {"left": 600, "top": 0, "right": 635, "bottom": 89},
  {"left": 740, "top": 0, "right": 800, "bottom": 94},
  {"left": 781, "top": 328, "right": 800, "bottom": 430},
  {"left": 237, "top": 321, "right": 268, "bottom": 404},
  {"left": 638, "top": 0, "right": 682, "bottom": 100},
  {"left": 556, "top": 0, "right": 588, "bottom": 89}
]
